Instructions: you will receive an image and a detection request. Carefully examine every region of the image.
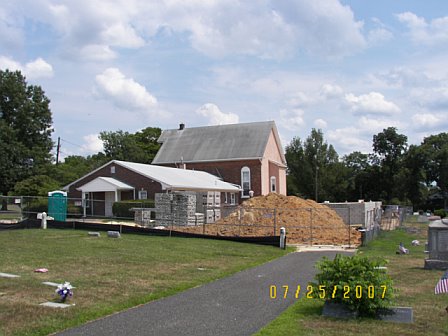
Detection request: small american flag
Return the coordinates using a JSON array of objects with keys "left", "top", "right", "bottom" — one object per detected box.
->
[{"left": 435, "top": 270, "right": 448, "bottom": 295}]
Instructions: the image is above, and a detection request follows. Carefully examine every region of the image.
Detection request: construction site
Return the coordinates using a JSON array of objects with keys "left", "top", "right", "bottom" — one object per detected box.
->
[{"left": 152, "top": 193, "right": 364, "bottom": 247}]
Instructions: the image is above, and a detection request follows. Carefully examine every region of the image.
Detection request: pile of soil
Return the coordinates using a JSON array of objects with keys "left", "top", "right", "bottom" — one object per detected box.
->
[{"left": 174, "top": 193, "right": 361, "bottom": 246}]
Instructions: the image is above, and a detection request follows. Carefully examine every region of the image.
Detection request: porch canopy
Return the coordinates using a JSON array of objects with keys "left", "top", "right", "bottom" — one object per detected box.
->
[{"left": 77, "top": 177, "right": 134, "bottom": 193}]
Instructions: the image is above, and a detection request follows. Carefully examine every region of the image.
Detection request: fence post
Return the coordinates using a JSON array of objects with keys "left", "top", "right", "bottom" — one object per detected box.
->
[
  {"left": 280, "top": 227, "right": 286, "bottom": 249},
  {"left": 348, "top": 220, "right": 351, "bottom": 247},
  {"left": 273, "top": 208, "right": 277, "bottom": 236},
  {"left": 348, "top": 207, "right": 351, "bottom": 247},
  {"left": 41, "top": 212, "right": 47, "bottom": 229},
  {"left": 309, "top": 208, "right": 313, "bottom": 246}
]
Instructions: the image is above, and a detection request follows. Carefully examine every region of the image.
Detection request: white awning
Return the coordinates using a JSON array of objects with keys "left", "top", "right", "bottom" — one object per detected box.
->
[{"left": 77, "top": 177, "right": 134, "bottom": 193}]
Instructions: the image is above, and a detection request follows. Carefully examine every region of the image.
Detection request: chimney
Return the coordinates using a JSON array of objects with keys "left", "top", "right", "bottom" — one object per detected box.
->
[{"left": 179, "top": 123, "right": 185, "bottom": 130}]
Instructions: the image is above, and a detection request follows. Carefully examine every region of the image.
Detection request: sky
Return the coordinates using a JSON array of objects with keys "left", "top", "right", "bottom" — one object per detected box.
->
[{"left": 1, "top": 0, "right": 448, "bottom": 159}]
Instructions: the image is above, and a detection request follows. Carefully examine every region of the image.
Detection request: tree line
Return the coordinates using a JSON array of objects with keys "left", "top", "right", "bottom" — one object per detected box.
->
[
  {"left": 286, "top": 128, "right": 448, "bottom": 210},
  {"left": 1, "top": 69, "right": 447, "bottom": 211},
  {"left": 0, "top": 70, "right": 161, "bottom": 206}
]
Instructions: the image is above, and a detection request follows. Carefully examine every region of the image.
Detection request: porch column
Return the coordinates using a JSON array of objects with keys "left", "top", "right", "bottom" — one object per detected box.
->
[{"left": 82, "top": 192, "right": 86, "bottom": 217}]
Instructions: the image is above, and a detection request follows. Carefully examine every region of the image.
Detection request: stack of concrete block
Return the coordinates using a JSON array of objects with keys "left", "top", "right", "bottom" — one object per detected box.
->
[
  {"left": 196, "top": 191, "right": 221, "bottom": 224},
  {"left": 155, "top": 192, "right": 198, "bottom": 226}
]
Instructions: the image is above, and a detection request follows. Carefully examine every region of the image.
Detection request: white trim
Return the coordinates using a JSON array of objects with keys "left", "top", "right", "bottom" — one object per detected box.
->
[
  {"left": 270, "top": 176, "right": 277, "bottom": 193},
  {"left": 153, "top": 157, "right": 262, "bottom": 165},
  {"left": 230, "top": 193, "right": 236, "bottom": 205},
  {"left": 241, "top": 166, "right": 251, "bottom": 198},
  {"left": 138, "top": 189, "right": 148, "bottom": 200}
]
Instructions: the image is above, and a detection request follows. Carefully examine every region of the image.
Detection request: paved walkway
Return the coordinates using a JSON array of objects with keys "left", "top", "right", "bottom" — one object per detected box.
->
[{"left": 57, "top": 251, "right": 351, "bottom": 336}]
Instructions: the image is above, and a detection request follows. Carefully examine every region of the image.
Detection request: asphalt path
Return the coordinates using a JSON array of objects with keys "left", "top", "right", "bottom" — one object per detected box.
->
[{"left": 56, "top": 250, "right": 352, "bottom": 336}]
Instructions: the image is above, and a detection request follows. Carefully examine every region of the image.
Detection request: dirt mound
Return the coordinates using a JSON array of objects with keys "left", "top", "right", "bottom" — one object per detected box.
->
[{"left": 175, "top": 193, "right": 361, "bottom": 246}]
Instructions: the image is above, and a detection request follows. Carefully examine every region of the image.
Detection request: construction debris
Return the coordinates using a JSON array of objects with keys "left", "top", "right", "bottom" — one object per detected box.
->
[{"left": 175, "top": 193, "right": 362, "bottom": 246}]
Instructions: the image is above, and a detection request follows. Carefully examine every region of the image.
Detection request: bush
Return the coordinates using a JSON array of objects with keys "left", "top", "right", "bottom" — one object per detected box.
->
[
  {"left": 22, "top": 198, "right": 48, "bottom": 219},
  {"left": 67, "top": 204, "right": 83, "bottom": 218},
  {"left": 112, "top": 200, "right": 155, "bottom": 219},
  {"left": 309, "top": 254, "right": 395, "bottom": 317},
  {"left": 434, "top": 209, "right": 446, "bottom": 218}
]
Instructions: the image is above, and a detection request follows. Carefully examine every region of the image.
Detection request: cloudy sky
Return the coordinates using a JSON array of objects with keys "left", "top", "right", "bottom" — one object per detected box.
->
[{"left": 1, "top": 0, "right": 448, "bottom": 158}]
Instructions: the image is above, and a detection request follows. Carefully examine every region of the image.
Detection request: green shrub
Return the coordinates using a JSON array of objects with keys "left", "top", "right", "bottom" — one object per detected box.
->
[
  {"left": 22, "top": 198, "right": 48, "bottom": 219},
  {"left": 309, "top": 254, "right": 395, "bottom": 317},
  {"left": 434, "top": 209, "right": 446, "bottom": 218},
  {"left": 112, "top": 200, "right": 155, "bottom": 219},
  {"left": 67, "top": 204, "right": 83, "bottom": 218}
]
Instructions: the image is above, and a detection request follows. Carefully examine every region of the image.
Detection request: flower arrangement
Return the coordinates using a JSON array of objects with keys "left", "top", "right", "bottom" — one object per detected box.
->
[{"left": 55, "top": 282, "right": 73, "bottom": 303}]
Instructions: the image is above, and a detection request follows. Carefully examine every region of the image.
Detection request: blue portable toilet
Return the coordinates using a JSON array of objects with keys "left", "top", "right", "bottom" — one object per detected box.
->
[{"left": 48, "top": 190, "right": 67, "bottom": 222}]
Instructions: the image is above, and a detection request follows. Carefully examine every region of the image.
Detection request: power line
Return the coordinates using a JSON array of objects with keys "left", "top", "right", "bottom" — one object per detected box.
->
[{"left": 60, "top": 138, "right": 84, "bottom": 149}]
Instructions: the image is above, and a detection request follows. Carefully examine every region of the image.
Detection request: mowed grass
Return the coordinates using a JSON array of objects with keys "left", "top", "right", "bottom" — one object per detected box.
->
[
  {"left": 256, "top": 217, "right": 448, "bottom": 336},
  {"left": 0, "top": 229, "right": 288, "bottom": 336}
]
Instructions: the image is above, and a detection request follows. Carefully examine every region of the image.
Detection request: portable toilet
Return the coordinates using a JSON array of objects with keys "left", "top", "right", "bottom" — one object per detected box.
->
[{"left": 48, "top": 191, "right": 67, "bottom": 222}]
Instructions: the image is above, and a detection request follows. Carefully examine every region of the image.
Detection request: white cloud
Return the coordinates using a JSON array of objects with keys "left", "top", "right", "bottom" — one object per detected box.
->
[
  {"left": 279, "top": 108, "right": 305, "bottom": 131},
  {"left": 367, "top": 18, "right": 393, "bottom": 46},
  {"left": 327, "top": 127, "right": 371, "bottom": 154},
  {"left": 357, "top": 116, "right": 402, "bottom": 134},
  {"left": 79, "top": 44, "right": 117, "bottom": 61},
  {"left": 327, "top": 116, "right": 403, "bottom": 154},
  {"left": 345, "top": 92, "right": 401, "bottom": 115},
  {"left": 100, "top": 23, "right": 145, "bottom": 48},
  {"left": 81, "top": 134, "right": 104, "bottom": 153},
  {"left": 397, "top": 12, "right": 448, "bottom": 45},
  {"left": 0, "top": 56, "right": 53, "bottom": 79},
  {"left": 412, "top": 113, "right": 448, "bottom": 131},
  {"left": 94, "top": 67, "right": 157, "bottom": 111},
  {"left": 319, "top": 84, "right": 344, "bottom": 99},
  {"left": 288, "top": 91, "right": 312, "bottom": 107},
  {"left": 196, "top": 103, "right": 239, "bottom": 125},
  {"left": 274, "top": 0, "right": 366, "bottom": 58},
  {"left": 25, "top": 58, "right": 54, "bottom": 79},
  {"left": 374, "top": 67, "right": 432, "bottom": 89},
  {"left": 8, "top": 0, "right": 366, "bottom": 60},
  {"left": 0, "top": 8, "right": 23, "bottom": 49},
  {"left": 314, "top": 118, "right": 328, "bottom": 129}
]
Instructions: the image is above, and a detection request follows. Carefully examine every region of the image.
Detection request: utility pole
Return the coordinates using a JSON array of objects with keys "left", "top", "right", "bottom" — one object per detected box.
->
[
  {"left": 314, "top": 152, "right": 319, "bottom": 202},
  {"left": 56, "top": 137, "right": 61, "bottom": 165}
]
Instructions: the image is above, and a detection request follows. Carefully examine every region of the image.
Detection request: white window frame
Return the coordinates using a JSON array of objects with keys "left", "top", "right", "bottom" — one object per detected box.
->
[
  {"left": 241, "top": 166, "right": 251, "bottom": 198},
  {"left": 111, "top": 166, "right": 116, "bottom": 174},
  {"left": 270, "top": 176, "right": 277, "bottom": 193},
  {"left": 138, "top": 189, "right": 148, "bottom": 200},
  {"left": 230, "top": 193, "right": 236, "bottom": 205},
  {"left": 83, "top": 192, "right": 91, "bottom": 208},
  {"left": 224, "top": 192, "right": 228, "bottom": 204}
]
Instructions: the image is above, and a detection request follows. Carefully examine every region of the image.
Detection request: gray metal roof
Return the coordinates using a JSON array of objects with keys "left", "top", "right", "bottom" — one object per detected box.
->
[
  {"left": 153, "top": 121, "right": 284, "bottom": 164},
  {"left": 64, "top": 160, "right": 241, "bottom": 192}
]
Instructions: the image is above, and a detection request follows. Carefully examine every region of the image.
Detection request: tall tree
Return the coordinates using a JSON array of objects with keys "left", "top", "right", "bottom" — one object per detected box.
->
[
  {"left": 421, "top": 133, "right": 448, "bottom": 209},
  {"left": 372, "top": 127, "right": 408, "bottom": 202},
  {"left": 100, "top": 127, "right": 161, "bottom": 163},
  {"left": 0, "top": 70, "right": 53, "bottom": 200},
  {"left": 286, "top": 129, "right": 347, "bottom": 201},
  {"left": 395, "top": 144, "right": 427, "bottom": 208}
]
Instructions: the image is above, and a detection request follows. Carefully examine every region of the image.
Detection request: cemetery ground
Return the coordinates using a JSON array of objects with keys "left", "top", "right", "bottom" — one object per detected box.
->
[
  {"left": 0, "top": 229, "right": 288, "bottom": 336},
  {"left": 256, "top": 216, "right": 448, "bottom": 336}
]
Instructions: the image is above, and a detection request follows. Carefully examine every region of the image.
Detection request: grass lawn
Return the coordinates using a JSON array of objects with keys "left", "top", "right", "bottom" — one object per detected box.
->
[
  {"left": 256, "top": 217, "right": 448, "bottom": 336},
  {"left": 0, "top": 229, "right": 288, "bottom": 336}
]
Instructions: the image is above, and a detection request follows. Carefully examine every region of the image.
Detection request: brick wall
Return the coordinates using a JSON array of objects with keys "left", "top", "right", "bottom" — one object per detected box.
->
[
  {"left": 66, "top": 162, "right": 163, "bottom": 201},
  {"left": 157, "top": 159, "right": 262, "bottom": 202}
]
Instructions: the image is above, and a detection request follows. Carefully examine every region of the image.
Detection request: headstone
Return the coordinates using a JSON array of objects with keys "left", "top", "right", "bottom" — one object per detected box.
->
[
  {"left": 377, "top": 307, "right": 413, "bottom": 323},
  {"left": 88, "top": 232, "right": 101, "bottom": 237},
  {"left": 0, "top": 272, "right": 20, "bottom": 278},
  {"left": 107, "top": 231, "right": 121, "bottom": 238},
  {"left": 42, "top": 282, "right": 76, "bottom": 289},
  {"left": 42, "top": 282, "right": 60, "bottom": 287},
  {"left": 322, "top": 301, "right": 413, "bottom": 323},
  {"left": 40, "top": 302, "right": 74, "bottom": 308},
  {"left": 322, "top": 301, "right": 358, "bottom": 319}
]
